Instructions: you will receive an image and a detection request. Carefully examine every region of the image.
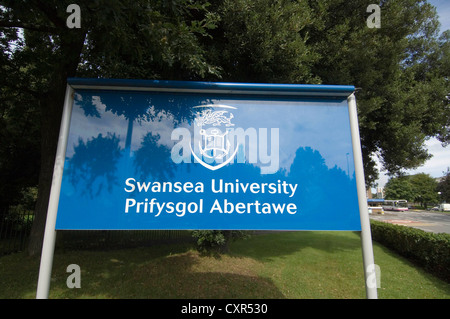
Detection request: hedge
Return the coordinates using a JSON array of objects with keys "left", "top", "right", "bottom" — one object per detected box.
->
[{"left": 370, "top": 220, "right": 450, "bottom": 283}]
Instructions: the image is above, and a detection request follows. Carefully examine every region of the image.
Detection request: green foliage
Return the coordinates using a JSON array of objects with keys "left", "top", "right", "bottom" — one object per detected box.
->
[
  {"left": 371, "top": 220, "right": 450, "bottom": 282},
  {"left": 0, "top": 0, "right": 449, "bottom": 253},
  {"left": 384, "top": 176, "right": 415, "bottom": 201},
  {"left": 303, "top": 0, "right": 449, "bottom": 183},
  {"left": 192, "top": 230, "right": 226, "bottom": 252},
  {"left": 192, "top": 230, "right": 250, "bottom": 253},
  {"left": 0, "top": 0, "right": 224, "bottom": 254},
  {"left": 437, "top": 168, "right": 450, "bottom": 203},
  {"left": 205, "top": 0, "right": 320, "bottom": 83},
  {"left": 384, "top": 173, "right": 438, "bottom": 207},
  {"left": 1, "top": 0, "right": 447, "bottom": 186},
  {"left": 409, "top": 173, "right": 439, "bottom": 207},
  {"left": 76, "top": 0, "right": 222, "bottom": 80},
  {"left": 0, "top": 53, "right": 41, "bottom": 212},
  {"left": 204, "top": 0, "right": 449, "bottom": 185}
]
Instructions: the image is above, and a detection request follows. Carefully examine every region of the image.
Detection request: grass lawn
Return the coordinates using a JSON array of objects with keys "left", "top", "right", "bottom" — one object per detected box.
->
[{"left": 0, "top": 231, "right": 449, "bottom": 299}]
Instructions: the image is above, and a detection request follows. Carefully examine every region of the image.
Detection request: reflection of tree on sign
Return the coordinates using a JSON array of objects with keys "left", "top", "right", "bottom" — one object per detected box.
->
[
  {"left": 66, "top": 133, "right": 122, "bottom": 198},
  {"left": 133, "top": 133, "right": 175, "bottom": 181},
  {"left": 75, "top": 93, "right": 151, "bottom": 153},
  {"left": 75, "top": 91, "right": 211, "bottom": 154},
  {"left": 287, "top": 146, "right": 355, "bottom": 216}
]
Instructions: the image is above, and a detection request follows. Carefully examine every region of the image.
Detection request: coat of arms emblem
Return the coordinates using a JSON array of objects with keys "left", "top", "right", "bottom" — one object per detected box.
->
[{"left": 189, "top": 105, "right": 239, "bottom": 170}]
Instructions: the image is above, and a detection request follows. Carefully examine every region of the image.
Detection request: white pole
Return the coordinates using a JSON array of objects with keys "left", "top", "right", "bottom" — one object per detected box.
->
[
  {"left": 36, "top": 85, "right": 74, "bottom": 299},
  {"left": 347, "top": 93, "right": 378, "bottom": 299}
]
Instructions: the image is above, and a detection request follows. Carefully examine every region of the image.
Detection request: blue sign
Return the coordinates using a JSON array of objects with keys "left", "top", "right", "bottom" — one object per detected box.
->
[{"left": 55, "top": 79, "right": 361, "bottom": 230}]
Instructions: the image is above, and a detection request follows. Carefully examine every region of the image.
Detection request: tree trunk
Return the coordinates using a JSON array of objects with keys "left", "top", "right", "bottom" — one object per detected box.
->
[
  {"left": 27, "top": 90, "right": 65, "bottom": 256},
  {"left": 27, "top": 30, "right": 86, "bottom": 256}
]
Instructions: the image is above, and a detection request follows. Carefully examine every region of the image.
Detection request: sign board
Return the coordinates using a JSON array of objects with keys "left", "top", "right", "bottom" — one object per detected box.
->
[
  {"left": 37, "top": 79, "right": 377, "bottom": 299},
  {"left": 55, "top": 79, "right": 360, "bottom": 231}
]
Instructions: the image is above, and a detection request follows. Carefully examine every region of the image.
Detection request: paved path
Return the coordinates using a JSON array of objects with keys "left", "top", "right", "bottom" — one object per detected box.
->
[{"left": 369, "top": 210, "right": 450, "bottom": 234}]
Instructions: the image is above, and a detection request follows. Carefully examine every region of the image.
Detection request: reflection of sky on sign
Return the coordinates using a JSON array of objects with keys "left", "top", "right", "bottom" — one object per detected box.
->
[
  {"left": 58, "top": 89, "right": 360, "bottom": 230},
  {"left": 67, "top": 91, "right": 354, "bottom": 176},
  {"left": 203, "top": 98, "right": 354, "bottom": 176},
  {"left": 69, "top": 93, "right": 179, "bottom": 158},
  {"left": 130, "top": 108, "right": 176, "bottom": 152},
  {"left": 67, "top": 94, "right": 128, "bottom": 157}
]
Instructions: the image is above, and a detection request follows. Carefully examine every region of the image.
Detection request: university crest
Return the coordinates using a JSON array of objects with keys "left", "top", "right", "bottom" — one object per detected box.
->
[{"left": 189, "top": 105, "right": 239, "bottom": 171}]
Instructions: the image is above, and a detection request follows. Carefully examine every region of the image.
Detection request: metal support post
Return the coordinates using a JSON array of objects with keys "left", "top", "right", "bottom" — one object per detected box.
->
[
  {"left": 36, "top": 85, "right": 74, "bottom": 299},
  {"left": 348, "top": 93, "right": 378, "bottom": 299}
]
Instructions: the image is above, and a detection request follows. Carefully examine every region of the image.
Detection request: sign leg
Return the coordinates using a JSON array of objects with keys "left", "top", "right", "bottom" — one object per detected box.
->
[
  {"left": 36, "top": 85, "right": 74, "bottom": 299},
  {"left": 348, "top": 93, "right": 378, "bottom": 299}
]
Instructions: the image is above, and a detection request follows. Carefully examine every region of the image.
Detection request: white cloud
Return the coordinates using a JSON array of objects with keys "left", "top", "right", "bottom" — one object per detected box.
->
[
  {"left": 405, "top": 138, "right": 449, "bottom": 178},
  {"left": 375, "top": 138, "right": 449, "bottom": 188}
]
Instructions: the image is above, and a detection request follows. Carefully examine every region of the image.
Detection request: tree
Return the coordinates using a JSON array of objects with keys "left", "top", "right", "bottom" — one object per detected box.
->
[
  {"left": 0, "top": 76, "right": 40, "bottom": 220},
  {"left": 385, "top": 173, "right": 439, "bottom": 208},
  {"left": 437, "top": 168, "right": 450, "bottom": 203},
  {"left": 205, "top": 0, "right": 449, "bottom": 185},
  {"left": 1, "top": 0, "right": 448, "bottom": 255},
  {"left": 0, "top": 0, "right": 221, "bottom": 256},
  {"left": 203, "top": 0, "right": 320, "bottom": 84},
  {"left": 302, "top": 0, "right": 449, "bottom": 184},
  {"left": 384, "top": 176, "right": 415, "bottom": 202},
  {"left": 409, "top": 173, "right": 438, "bottom": 208}
]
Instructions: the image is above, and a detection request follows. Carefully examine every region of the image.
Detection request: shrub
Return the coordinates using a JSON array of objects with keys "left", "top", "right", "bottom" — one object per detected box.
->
[
  {"left": 370, "top": 220, "right": 450, "bottom": 282},
  {"left": 192, "top": 230, "right": 250, "bottom": 254}
]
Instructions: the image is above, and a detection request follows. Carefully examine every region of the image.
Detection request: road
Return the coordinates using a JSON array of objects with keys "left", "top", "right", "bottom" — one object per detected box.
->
[{"left": 369, "top": 209, "right": 450, "bottom": 234}]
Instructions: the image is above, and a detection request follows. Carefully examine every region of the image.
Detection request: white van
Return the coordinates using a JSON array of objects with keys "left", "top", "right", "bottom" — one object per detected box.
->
[{"left": 439, "top": 203, "right": 450, "bottom": 212}]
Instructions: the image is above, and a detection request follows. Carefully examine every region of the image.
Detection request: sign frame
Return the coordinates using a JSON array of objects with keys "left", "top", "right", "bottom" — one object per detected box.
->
[{"left": 36, "top": 78, "right": 377, "bottom": 299}]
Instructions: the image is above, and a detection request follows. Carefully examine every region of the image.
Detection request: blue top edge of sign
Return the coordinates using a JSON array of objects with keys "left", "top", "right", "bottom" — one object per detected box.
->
[{"left": 67, "top": 78, "right": 355, "bottom": 98}]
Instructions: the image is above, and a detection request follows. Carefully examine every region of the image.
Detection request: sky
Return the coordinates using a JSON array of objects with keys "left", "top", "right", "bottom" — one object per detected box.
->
[
  {"left": 430, "top": 0, "right": 450, "bottom": 32},
  {"left": 375, "top": 0, "right": 450, "bottom": 188}
]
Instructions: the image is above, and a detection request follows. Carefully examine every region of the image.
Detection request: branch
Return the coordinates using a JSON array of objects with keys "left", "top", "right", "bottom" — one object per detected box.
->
[
  {"left": 31, "top": 0, "right": 66, "bottom": 29},
  {"left": 0, "top": 77, "right": 43, "bottom": 99},
  {"left": 0, "top": 20, "right": 58, "bottom": 33}
]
